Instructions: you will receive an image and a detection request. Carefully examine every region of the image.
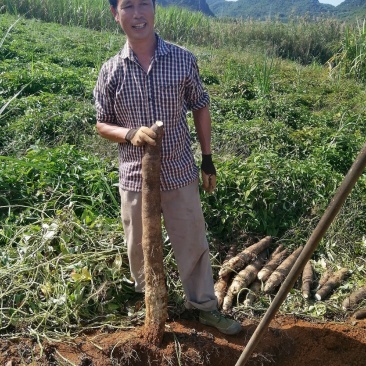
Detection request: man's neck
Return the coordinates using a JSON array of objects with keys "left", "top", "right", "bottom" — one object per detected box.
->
[{"left": 128, "top": 34, "right": 157, "bottom": 61}]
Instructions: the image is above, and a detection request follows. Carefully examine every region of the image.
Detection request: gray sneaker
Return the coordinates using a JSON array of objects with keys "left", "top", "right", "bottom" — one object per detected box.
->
[{"left": 199, "top": 310, "right": 242, "bottom": 335}]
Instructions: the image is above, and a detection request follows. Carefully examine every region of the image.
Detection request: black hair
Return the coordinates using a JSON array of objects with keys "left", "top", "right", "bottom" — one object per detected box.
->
[
  {"left": 109, "top": 0, "right": 156, "bottom": 9},
  {"left": 109, "top": 0, "right": 117, "bottom": 8}
]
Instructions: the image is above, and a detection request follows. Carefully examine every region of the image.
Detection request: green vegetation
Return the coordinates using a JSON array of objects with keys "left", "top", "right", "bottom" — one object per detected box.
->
[
  {"left": 208, "top": 0, "right": 366, "bottom": 22},
  {"left": 1, "top": 0, "right": 344, "bottom": 64},
  {"left": 336, "top": 0, "right": 366, "bottom": 22},
  {"left": 330, "top": 19, "right": 366, "bottom": 82},
  {"left": 158, "top": 0, "right": 214, "bottom": 16},
  {"left": 1, "top": 1, "right": 366, "bottom": 341},
  {"left": 206, "top": 0, "right": 334, "bottom": 21}
]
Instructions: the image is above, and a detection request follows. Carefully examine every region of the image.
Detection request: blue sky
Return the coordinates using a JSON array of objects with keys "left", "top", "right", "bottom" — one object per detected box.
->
[{"left": 319, "top": 0, "right": 345, "bottom": 5}]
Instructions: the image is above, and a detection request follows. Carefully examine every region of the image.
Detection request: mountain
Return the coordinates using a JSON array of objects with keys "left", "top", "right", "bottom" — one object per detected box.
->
[
  {"left": 158, "top": 0, "right": 214, "bottom": 16},
  {"left": 205, "top": 0, "right": 335, "bottom": 20},
  {"left": 160, "top": 0, "right": 366, "bottom": 22},
  {"left": 336, "top": 0, "right": 366, "bottom": 20}
]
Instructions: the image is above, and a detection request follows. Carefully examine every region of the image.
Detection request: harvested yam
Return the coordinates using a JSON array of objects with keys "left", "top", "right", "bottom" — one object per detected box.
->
[
  {"left": 317, "top": 269, "right": 332, "bottom": 290},
  {"left": 353, "top": 308, "right": 366, "bottom": 320},
  {"left": 230, "top": 253, "right": 266, "bottom": 295},
  {"left": 215, "top": 277, "right": 229, "bottom": 309},
  {"left": 244, "top": 279, "right": 262, "bottom": 308},
  {"left": 222, "top": 288, "right": 235, "bottom": 312},
  {"left": 214, "top": 245, "right": 237, "bottom": 308},
  {"left": 263, "top": 246, "right": 303, "bottom": 294},
  {"left": 141, "top": 121, "right": 167, "bottom": 346},
  {"left": 269, "top": 244, "right": 284, "bottom": 257},
  {"left": 219, "top": 236, "right": 272, "bottom": 278},
  {"left": 301, "top": 260, "right": 314, "bottom": 299},
  {"left": 223, "top": 253, "right": 266, "bottom": 312},
  {"left": 223, "top": 244, "right": 238, "bottom": 262},
  {"left": 342, "top": 285, "right": 366, "bottom": 310},
  {"left": 257, "top": 247, "right": 288, "bottom": 282},
  {"left": 315, "top": 268, "right": 349, "bottom": 301}
]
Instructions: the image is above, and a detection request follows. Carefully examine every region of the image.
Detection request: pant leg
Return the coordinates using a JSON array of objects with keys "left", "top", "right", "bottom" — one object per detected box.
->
[
  {"left": 161, "top": 180, "right": 218, "bottom": 311},
  {"left": 119, "top": 189, "right": 145, "bottom": 292},
  {"left": 120, "top": 182, "right": 218, "bottom": 311}
]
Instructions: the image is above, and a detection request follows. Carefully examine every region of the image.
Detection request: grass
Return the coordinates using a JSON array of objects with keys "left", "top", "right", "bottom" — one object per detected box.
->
[
  {"left": 329, "top": 19, "right": 366, "bottom": 82},
  {"left": 2, "top": 0, "right": 344, "bottom": 64},
  {"left": 1, "top": 3, "right": 366, "bottom": 342}
]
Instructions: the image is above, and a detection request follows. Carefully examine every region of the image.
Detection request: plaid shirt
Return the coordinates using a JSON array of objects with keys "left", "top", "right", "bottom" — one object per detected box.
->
[{"left": 94, "top": 34, "right": 210, "bottom": 192}]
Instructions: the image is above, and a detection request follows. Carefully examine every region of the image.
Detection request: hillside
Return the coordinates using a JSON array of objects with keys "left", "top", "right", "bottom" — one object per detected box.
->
[
  {"left": 336, "top": 0, "right": 366, "bottom": 20},
  {"left": 206, "top": 0, "right": 335, "bottom": 20},
  {"left": 158, "top": 0, "right": 214, "bottom": 16},
  {"left": 169, "top": 0, "right": 366, "bottom": 21}
]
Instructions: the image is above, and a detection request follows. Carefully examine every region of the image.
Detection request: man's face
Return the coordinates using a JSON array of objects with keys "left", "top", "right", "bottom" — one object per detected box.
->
[{"left": 111, "top": 0, "right": 155, "bottom": 43}]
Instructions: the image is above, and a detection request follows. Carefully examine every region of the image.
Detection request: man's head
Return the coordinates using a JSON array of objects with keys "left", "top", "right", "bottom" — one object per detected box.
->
[
  {"left": 110, "top": 0, "right": 156, "bottom": 46},
  {"left": 109, "top": 0, "right": 155, "bottom": 10}
]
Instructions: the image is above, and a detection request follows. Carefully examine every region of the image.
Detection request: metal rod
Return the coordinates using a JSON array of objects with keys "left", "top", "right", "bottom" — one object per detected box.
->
[{"left": 235, "top": 141, "right": 366, "bottom": 366}]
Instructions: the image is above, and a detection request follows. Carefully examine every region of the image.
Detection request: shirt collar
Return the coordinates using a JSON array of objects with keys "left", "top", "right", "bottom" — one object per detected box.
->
[{"left": 119, "top": 34, "right": 170, "bottom": 61}]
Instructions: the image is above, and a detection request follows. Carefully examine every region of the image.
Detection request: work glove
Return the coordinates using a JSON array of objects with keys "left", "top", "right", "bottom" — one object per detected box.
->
[
  {"left": 125, "top": 126, "right": 157, "bottom": 147},
  {"left": 201, "top": 154, "right": 216, "bottom": 194}
]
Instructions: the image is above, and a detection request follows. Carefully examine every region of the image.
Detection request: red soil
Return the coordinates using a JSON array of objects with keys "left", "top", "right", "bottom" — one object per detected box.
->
[{"left": 1, "top": 314, "right": 366, "bottom": 365}]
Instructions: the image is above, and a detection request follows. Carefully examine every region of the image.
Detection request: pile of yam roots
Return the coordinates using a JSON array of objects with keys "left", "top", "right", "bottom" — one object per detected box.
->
[{"left": 215, "top": 236, "right": 366, "bottom": 319}]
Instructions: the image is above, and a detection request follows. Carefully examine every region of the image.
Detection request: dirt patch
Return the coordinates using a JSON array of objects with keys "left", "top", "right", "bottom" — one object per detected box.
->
[{"left": 1, "top": 315, "right": 366, "bottom": 365}]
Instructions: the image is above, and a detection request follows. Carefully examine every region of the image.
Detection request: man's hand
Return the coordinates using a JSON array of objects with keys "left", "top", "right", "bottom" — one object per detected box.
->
[
  {"left": 125, "top": 127, "right": 157, "bottom": 147},
  {"left": 201, "top": 154, "right": 216, "bottom": 194}
]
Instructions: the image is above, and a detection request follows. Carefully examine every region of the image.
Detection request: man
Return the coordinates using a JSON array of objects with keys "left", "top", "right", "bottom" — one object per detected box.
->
[{"left": 93, "top": 0, "right": 241, "bottom": 335}]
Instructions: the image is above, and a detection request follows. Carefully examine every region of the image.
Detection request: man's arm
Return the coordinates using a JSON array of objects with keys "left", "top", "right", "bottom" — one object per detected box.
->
[
  {"left": 96, "top": 121, "right": 130, "bottom": 143},
  {"left": 192, "top": 105, "right": 212, "bottom": 155},
  {"left": 193, "top": 106, "right": 216, "bottom": 193},
  {"left": 96, "top": 121, "right": 156, "bottom": 146}
]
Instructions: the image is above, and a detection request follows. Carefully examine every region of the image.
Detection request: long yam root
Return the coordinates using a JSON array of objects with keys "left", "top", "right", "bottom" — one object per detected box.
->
[
  {"left": 141, "top": 121, "right": 167, "bottom": 346},
  {"left": 263, "top": 246, "right": 303, "bottom": 294},
  {"left": 315, "top": 268, "right": 349, "bottom": 301},
  {"left": 223, "top": 253, "right": 266, "bottom": 312},
  {"left": 342, "top": 285, "right": 366, "bottom": 310},
  {"left": 219, "top": 236, "right": 272, "bottom": 278},
  {"left": 224, "top": 244, "right": 238, "bottom": 262},
  {"left": 222, "top": 289, "right": 235, "bottom": 313},
  {"left": 244, "top": 279, "right": 262, "bottom": 308},
  {"left": 301, "top": 260, "right": 314, "bottom": 299},
  {"left": 229, "top": 253, "right": 266, "bottom": 295},
  {"left": 214, "top": 245, "right": 237, "bottom": 308},
  {"left": 215, "top": 277, "right": 229, "bottom": 309},
  {"left": 257, "top": 248, "right": 288, "bottom": 282},
  {"left": 270, "top": 244, "right": 284, "bottom": 257},
  {"left": 353, "top": 308, "right": 366, "bottom": 320},
  {"left": 317, "top": 269, "right": 332, "bottom": 290}
]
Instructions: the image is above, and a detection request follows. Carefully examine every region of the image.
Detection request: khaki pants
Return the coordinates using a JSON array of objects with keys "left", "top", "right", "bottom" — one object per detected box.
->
[{"left": 120, "top": 179, "right": 218, "bottom": 311}]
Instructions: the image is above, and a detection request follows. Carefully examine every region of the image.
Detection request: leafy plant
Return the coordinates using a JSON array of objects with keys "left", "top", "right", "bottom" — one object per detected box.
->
[
  {"left": 0, "top": 144, "right": 120, "bottom": 224},
  {"left": 254, "top": 57, "right": 274, "bottom": 97},
  {"left": 329, "top": 19, "right": 366, "bottom": 82},
  {"left": 202, "top": 152, "right": 341, "bottom": 240}
]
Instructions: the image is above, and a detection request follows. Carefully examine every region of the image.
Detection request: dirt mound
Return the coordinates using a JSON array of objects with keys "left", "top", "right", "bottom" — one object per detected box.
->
[{"left": 1, "top": 315, "right": 366, "bottom": 365}]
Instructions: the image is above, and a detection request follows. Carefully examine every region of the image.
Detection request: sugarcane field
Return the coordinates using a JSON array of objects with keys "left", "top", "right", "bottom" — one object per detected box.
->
[{"left": 1, "top": 2, "right": 366, "bottom": 365}]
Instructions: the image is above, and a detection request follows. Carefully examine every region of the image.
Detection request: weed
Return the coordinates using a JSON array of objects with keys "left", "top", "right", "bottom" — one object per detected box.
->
[
  {"left": 254, "top": 57, "right": 275, "bottom": 97},
  {"left": 329, "top": 19, "right": 366, "bottom": 82}
]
